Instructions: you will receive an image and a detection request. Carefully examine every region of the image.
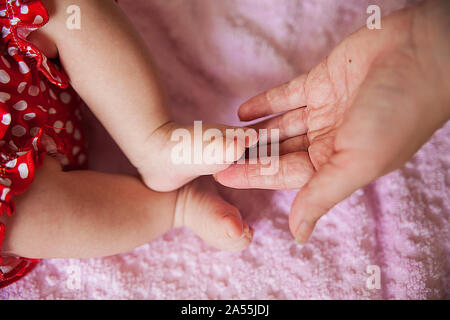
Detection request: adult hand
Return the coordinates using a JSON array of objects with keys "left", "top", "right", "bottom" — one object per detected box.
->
[{"left": 215, "top": 0, "right": 450, "bottom": 243}]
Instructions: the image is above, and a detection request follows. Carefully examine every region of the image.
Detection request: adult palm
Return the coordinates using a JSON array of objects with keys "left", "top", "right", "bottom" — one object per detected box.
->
[{"left": 215, "top": 1, "right": 450, "bottom": 243}]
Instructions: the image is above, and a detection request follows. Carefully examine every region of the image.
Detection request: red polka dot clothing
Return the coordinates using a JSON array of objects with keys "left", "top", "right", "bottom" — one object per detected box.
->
[{"left": 0, "top": 0, "right": 87, "bottom": 288}]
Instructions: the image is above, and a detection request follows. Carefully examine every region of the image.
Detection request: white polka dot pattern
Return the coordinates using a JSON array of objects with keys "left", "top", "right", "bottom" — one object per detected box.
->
[
  {"left": 0, "top": 70, "right": 10, "bottom": 83},
  {"left": 0, "top": 0, "right": 88, "bottom": 287}
]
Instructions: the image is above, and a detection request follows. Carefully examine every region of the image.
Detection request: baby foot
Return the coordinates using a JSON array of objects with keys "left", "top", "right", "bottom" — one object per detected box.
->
[
  {"left": 174, "top": 177, "right": 253, "bottom": 252},
  {"left": 139, "top": 122, "right": 258, "bottom": 192}
]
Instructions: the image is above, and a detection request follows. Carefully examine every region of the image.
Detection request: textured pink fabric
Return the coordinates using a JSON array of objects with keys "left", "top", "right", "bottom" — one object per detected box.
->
[{"left": 0, "top": 0, "right": 448, "bottom": 299}]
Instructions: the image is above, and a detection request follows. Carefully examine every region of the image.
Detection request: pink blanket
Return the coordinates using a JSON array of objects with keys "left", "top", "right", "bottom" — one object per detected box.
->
[{"left": 1, "top": 0, "right": 448, "bottom": 299}]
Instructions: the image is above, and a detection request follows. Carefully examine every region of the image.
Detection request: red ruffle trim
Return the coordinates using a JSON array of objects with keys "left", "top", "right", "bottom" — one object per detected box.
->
[
  {"left": 0, "top": 0, "right": 73, "bottom": 286},
  {"left": 1, "top": 0, "right": 69, "bottom": 88}
]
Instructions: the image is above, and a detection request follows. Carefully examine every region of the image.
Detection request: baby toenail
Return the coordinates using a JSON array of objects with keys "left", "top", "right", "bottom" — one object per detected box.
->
[{"left": 239, "top": 224, "right": 252, "bottom": 240}]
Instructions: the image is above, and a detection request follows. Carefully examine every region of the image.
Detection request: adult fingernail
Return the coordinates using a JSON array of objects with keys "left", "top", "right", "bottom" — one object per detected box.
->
[{"left": 295, "top": 221, "right": 311, "bottom": 245}]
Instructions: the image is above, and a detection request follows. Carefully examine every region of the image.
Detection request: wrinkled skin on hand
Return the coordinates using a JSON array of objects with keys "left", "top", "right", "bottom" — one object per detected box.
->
[{"left": 215, "top": 0, "right": 450, "bottom": 243}]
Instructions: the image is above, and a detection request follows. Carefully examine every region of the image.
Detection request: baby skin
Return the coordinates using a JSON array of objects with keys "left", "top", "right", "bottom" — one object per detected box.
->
[
  {"left": 1, "top": 158, "right": 253, "bottom": 258},
  {"left": 0, "top": 0, "right": 255, "bottom": 259}
]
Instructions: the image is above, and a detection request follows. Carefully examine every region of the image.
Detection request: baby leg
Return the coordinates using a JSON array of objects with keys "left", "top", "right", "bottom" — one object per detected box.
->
[
  {"left": 1, "top": 158, "right": 251, "bottom": 259},
  {"left": 32, "top": 0, "right": 258, "bottom": 193}
]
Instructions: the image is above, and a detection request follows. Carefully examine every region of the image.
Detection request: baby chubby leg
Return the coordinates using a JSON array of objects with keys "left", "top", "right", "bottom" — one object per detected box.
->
[
  {"left": 33, "top": 0, "right": 258, "bottom": 193},
  {"left": 1, "top": 157, "right": 252, "bottom": 259},
  {"left": 1, "top": 157, "right": 177, "bottom": 259}
]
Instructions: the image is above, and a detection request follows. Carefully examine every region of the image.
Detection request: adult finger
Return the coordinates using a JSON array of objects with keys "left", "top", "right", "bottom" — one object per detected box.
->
[
  {"left": 279, "top": 135, "right": 310, "bottom": 155},
  {"left": 214, "top": 152, "right": 315, "bottom": 190},
  {"left": 249, "top": 107, "right": 308, "bottom": 144},
  {"left": 238, "top": 73, "right": 308, "bottom": 121},
  {"left": 245, "top": 135, "right": 309, "bottom": 158}
]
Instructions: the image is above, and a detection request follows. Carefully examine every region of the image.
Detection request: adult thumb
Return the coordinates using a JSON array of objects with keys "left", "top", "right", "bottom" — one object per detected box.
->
[{"left": 289, "top": 150, "right": 378, "bottom": 244}]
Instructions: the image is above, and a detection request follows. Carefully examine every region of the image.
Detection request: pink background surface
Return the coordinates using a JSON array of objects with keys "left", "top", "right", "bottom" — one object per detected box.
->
[{"left": 1, "top": 0, "right": 449, "bottom": 299}]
